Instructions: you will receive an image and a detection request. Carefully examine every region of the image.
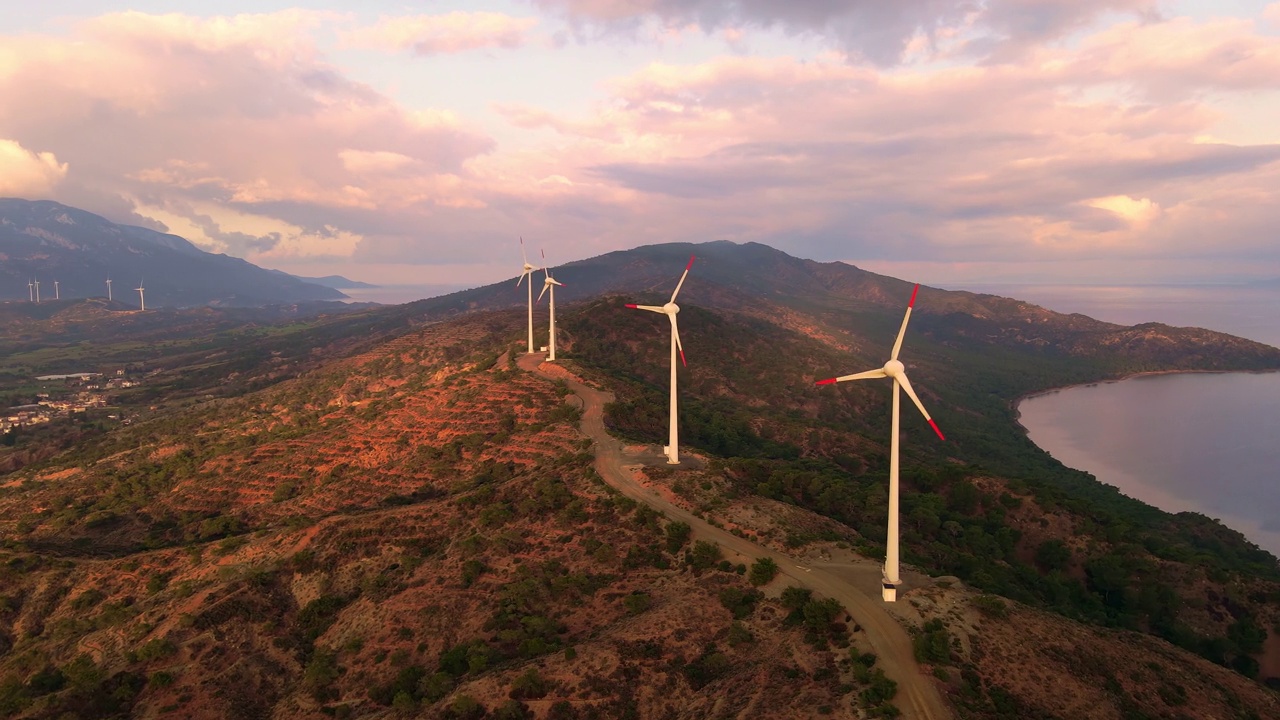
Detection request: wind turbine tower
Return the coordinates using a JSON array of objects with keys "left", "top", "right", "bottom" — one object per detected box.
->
[
  {"left": 536, "top": 250, "right": 565, "bottom": 361},
  {"left": 815, "top": 284, "right": 945, "bottom": 602},
  {"left": 54, "top": 280, "right": 60, "bottom": 300},
  {"left": 34, "top": 279, "right": 40, "bottom": 303},
  {"left": 106, "top": 277, "right": 113, "bottom": 301},
  {"left": 626, "top": 255, "right": 695, "bottom": 464},
  {"left": 27, "top": 280, "right": 33, "bottom": 302},
  {"left": 515, "top": 237, "right": 539, "bottom": 353},
  {"left": 136, "top": 280, "right": 145, "bottom": 311}
]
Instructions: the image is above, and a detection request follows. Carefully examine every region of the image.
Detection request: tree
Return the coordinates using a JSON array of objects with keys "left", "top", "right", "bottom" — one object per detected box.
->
[{"left": 748, "top": 557, "right": 779, "bottom": 586}]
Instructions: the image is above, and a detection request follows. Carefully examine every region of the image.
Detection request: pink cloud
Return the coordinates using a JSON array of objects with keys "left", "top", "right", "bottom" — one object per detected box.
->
[
  {"left": 0, "top": 11, "right": 496, "bottom": 259},
  {"left": 339, "top": 12, "right": 538, "bottom": 55},
  {"left": 0, "top": 139, "right": 68, "bottom": 197}
]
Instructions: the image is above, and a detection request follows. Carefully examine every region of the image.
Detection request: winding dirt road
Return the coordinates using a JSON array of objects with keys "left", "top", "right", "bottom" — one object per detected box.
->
[{"left": 523, "top": 354, "right": 953, "bottom": 720}]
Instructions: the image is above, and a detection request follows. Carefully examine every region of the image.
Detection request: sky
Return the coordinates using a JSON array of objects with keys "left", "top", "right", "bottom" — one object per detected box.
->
[{"left": 1, "top": 1, "right": 1278, "bottom": 286}]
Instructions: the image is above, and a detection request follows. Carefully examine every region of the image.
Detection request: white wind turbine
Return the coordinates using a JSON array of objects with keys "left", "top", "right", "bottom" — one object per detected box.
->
[
  {"left": 515, "top": 237, "right": 539, "bottom": 354},
  {"left": 54, "top": 280, "right": 60, "bottom": 300},
  {"left": 135, "top": 279, "right": 145, "bottom": 311},
  {"left": 27, "top": 279, "right": 33, "bottom": 302},
  {"left": 536, "top": 249, "right": 565, "bottom": 361},
  {"left": 34, "top": 279, "right": 40, "bottom": 303},
  {"left": 106, "top": 277, "right": 113, "bottom": 301},
  {"left": 626, "top": 255, "right": 695, "bottom": 465},
  {"left": 815, "top": 284, "right": 945, "bottom": 602}
]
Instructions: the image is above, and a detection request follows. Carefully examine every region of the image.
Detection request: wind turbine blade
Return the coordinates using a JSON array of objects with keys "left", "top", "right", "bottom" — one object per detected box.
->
[
  {"left": 669, "top": 255, "right": 695, "bottom": 303},
  {"left": 537, "top": 284, "right": 549, "bottom": 304},
  {"left": 890, "top": 284, "right": 919, "bottom": 361},
  {"left": 670, "top": 314, "right": 686, "bottom": 366},
  {"left": 516, "top": 271, "right": 525, "bottom": 288},
  {"left": 520, "top": 236, "right": 528, "bottom": 265},
  {"left": 897, "top": 373, "right": 945, "bottom": 440},
  {"left": 625, "top": 304, "right": 666, "bottom": 313},
  {"left": 815, "top": 368, "right": 887, "bottom": 385}
]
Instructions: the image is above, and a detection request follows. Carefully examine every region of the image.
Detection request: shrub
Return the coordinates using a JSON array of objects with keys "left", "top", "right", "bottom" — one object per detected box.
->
[
  {"left": 688, "top": 541, "right": 722, "bottom": 570},
  {"left": 748, "top": 557, "right": 779, "bottom": 586},
  {"left": 623, "top": 592, "right": 652, "bottom": 615}
]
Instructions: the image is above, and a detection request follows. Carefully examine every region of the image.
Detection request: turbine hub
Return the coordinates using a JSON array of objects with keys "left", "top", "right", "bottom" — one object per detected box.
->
[
  {"left": 884, "top": 359, "right": 905, "bottom": 376},
  {"left": 664, "top": 302, "right": 679, "bottom": 314}
]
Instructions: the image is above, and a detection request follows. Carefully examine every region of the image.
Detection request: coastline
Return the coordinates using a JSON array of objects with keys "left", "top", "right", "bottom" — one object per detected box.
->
[
  {"left": 1014, "top": 370, "right": 1280, "bottom": 556},
  {"left": 1011, "top": 367, "right": 1280, "bottom": 435}
]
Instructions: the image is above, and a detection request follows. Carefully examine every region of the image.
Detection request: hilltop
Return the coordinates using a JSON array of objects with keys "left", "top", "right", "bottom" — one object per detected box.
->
[{"left": 0, "top": 199, "right": 345, "bottom": 307}]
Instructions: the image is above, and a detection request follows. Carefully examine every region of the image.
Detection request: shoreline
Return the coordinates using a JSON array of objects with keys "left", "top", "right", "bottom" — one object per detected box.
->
[
  {"left": 1013, "top": 369, "right": 1280, "bottom": 556},
  {"left": 1011, "top": 367, "right": 1280, "bottom": 435}
]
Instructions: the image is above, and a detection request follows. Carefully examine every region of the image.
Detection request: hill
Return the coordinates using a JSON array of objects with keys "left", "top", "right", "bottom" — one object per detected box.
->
[
  {"left": 0, "top": 199, "right": 346, "bottom": 307},
  {"left": 1, "top": 240, "right": 1280, "bottom": 717}
]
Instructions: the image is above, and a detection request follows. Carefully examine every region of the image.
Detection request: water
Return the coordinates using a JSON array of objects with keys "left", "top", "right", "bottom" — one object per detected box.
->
[
  {"left": 948, "top": 283, "right": 1280, "bottom": 348},
  {"left": 1018, "top": 373, "right": 1280, "bottom": 555},
  {"left": 980, "top": 283, "right": 1280, "bottom": 555}
]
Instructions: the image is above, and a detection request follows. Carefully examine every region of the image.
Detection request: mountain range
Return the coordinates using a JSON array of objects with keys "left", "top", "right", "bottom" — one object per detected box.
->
[{"left": 0, "top": 199, "right": 346, "bottom": 307}]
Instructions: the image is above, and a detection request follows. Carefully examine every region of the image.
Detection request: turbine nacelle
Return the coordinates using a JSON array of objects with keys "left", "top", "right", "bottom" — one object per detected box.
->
[
  {"left": 883, "top": 359, "right": 905, "bottom": 377},
  {"left": 664, "top": 302, "right": 679, "bottom": 315}
]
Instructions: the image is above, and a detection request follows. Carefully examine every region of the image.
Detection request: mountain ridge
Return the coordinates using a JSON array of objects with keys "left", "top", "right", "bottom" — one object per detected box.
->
[{"left": 0, "top": 198, "right": 346, "bottom": 307}]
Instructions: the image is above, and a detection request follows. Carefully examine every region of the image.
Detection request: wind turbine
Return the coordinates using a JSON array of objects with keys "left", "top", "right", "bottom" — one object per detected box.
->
[
  {"left": 536, "top": 249, "right": 564, "bottom": 361},
  {"left": 27, "top": 279, "right": 33, "bottom": 302},
  {"left": 34, "top": 279, "right": 40, "bottom": 303},
  {"left": 135, "top": 280, "right": 145, "bottom": 311},
  {"left": 626, "top": 255, "right": 694, "bottom": 465},
  {"left": 815, "top": 284, "right": 945, "bottom": 602},
  {"left": 54, "top": 280, "right": 60, "bottom": 300},
  {"left": 106, "top": 277, "right": 113, "bottom": 301},
  {"left": 515, "top": 237, "right": 539, "bottom": 354}
]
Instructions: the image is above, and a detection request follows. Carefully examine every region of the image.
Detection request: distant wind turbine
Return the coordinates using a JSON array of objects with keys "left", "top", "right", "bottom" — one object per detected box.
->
[
  {"left": 536, "top": 249, "right": 565, "bottom": 361},
  {"left": 815, "top": 284, "right": 945, "bottom": 602},
  {"left": 106, "top": 277, "right": 113, "bottom": 301},
  {"left": 27, "top": 279, "right": 33, "bottom": 302},
  {"left": 626, "top": 255, "right": 695, "bottom": 465},
  {"left": 136, "top": 280, "right": 145, "bottom": 311},
  {"left": 515, "top": 237, "right": 539, "bottom": 354},
  {"left": 34, "top": 279, "right": 40, "bottom": 304},
  {"left": 54, "top": 280, "right": 60, "bottom": 300}
]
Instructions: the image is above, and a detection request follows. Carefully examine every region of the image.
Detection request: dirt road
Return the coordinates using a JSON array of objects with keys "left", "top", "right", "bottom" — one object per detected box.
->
[{"left": 523, "top": 355, "right": 953, "bottom": 720}]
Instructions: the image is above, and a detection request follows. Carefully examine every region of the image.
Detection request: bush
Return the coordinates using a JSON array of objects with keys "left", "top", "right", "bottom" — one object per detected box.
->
[
  {"left": 748, "top": 557, "right": 779, "bottom": 586},
  {"left": 688, "top": 541, "right": 722, "bottom": 570},
  {"left": 718, "top": 587, "right": 763, "bottom": 620},
  {"left": 664, "top": 521, "right": 692, "bottom": 553},
  {"left": 623, "top": 592, "right": 652, "bottom": 615},
  {"left": 509, "top": 668, "right": 548, "bottom": 699}
]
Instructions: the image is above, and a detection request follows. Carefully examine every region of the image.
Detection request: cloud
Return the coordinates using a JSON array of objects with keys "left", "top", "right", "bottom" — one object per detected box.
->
[
  {"left": 493, "top": 21, "right": 1280, "bottom": 275},
  {"left": 0, "top": 139, "right": 68, "bottom": 196},
  {"left": 1085, "top": 195, "right": 1161, "bottom": 228},
  {"left": 532, "top": 0, "right": 1157, "bottom": 64},
  {"left": 0, "top": 11, "right": 498, "bottom": 259},
  {"left": 339, "top": 12, "right": 538, "bottom": 55}
]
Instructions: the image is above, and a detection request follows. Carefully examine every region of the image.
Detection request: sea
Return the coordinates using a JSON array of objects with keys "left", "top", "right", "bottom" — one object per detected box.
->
[{"left": 950, "top": 283, "right": 1280, "bottom": 556}]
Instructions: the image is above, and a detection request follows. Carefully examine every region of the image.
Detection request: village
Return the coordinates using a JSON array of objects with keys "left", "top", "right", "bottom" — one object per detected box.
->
[{"left": 0, "top": 369, "right": 139, "bottom": 435}]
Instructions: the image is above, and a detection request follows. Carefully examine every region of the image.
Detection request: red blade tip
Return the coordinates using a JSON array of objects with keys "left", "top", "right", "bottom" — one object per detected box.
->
[
  {"left": 928, "top": 418, "right": 945, "bottom": 441},
  {"left": 815, "top": 378, "right": 838, "bottom": 385},
  {"left": 625, "top": 303, "right": 638, "bottom": 308},
  {"left": 679, "top": 350, "right": 687, "bottom": 367},
  {"left": 685, "top": 255, "right": 695, "bottom": 270},
  {"left": 909, "top": 284, "right": 920, "bottom": 308}
]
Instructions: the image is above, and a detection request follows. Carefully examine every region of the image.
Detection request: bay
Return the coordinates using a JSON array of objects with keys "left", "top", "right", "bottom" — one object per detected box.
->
[{"left": 1017, "top": 370, "right": 1280, "bottom": 556}]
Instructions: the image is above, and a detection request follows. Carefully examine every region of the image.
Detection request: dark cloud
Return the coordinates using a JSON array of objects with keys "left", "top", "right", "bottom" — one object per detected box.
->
[{"left": 534, "top": 0, "right": 1155, "bottom": 64}]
